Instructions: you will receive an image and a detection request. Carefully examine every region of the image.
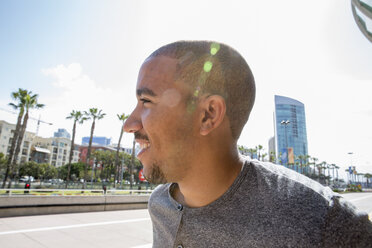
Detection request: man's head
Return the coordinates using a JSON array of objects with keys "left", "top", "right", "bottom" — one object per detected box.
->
[
  {"left": 124, "top": 41, "right": 255, "bottom": 183},
  {"left": 148, "top": 41, "right": 255, "bottom": 139}
]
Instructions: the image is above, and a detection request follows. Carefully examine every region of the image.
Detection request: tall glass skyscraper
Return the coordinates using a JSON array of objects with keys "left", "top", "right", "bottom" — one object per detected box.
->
[{"left": 274, "top": 95, "right": 308, "bottom": 165}]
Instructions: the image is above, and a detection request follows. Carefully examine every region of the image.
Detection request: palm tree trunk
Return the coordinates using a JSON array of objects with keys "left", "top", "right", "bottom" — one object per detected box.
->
[
  {"left": 2, "top": 110, "right": 24, "bottom": 188},
  {"left": 8, "top": 112, "right": 29, "bottom": 189},
  {"left": 130, "top": 139, "right": 135, "bottom": 190},
  {"left": 114, "top": 125, "right": 124, "bottom": 188},
  {"left": 84, "top": 120, "right": 95, "bottom": 189},
  {"left": 65, "top": 120, "right": 77, "bottom": 188}
]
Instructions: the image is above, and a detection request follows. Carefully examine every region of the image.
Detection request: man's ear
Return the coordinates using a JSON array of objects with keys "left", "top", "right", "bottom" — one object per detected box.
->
[{"left": 200, "top": 95, "right": 226, "bottom": 136}]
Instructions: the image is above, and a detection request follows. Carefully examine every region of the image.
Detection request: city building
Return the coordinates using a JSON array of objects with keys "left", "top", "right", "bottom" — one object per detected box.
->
[
  {"left": 53, "top": 128, "right": 71, "bottom": 139},
  {"left": 78, "top": 145, "right": 116, "bottom": 166},
  {"left": 268, "top": 136, "right": 276, "bottom": 162},
  {"left": 274, "top": 95, "right": 308, "bottom": 165},
  {"left": 82, "top": 136, "right": 112, "bottom": 146},
  {"left": 111, "top": 143, "right": 141, "bottom": 156},
  {"left": 79, "top": 144, "right": 141, "bottom": 169},
  {"left": 351, "top": 0, "right": 372, "bottom": 43},
  {"left": 31, "top": 135, "right": 79, "bottom": 167},
  {"left": 0, "top": 120, "right": 34, "bottom": 164}
]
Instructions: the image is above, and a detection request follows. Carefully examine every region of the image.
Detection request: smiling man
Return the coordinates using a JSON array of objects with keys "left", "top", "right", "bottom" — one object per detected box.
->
[{"left": 124, "top": 41, "right": 372, "bottom": 248}]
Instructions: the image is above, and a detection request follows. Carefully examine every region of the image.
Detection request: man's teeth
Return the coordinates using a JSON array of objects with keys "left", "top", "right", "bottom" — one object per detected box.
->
[{"left": 140, "top": 143, "right": 150, "bottom": 149}]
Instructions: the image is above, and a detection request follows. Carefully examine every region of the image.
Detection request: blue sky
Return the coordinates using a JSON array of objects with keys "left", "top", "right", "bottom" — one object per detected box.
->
[{"left": 0, "top": 0, "right": 372, "bottom": 177}]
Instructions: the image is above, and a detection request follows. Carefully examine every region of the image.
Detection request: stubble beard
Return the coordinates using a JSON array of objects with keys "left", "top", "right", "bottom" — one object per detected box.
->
[{"left": 144, "top": 162, "right": 167, "bottom": 184}]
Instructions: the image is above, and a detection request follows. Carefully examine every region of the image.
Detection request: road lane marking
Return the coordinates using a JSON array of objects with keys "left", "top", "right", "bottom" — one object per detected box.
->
[
  {"left": 0, "top": 218, "right": 151, "bottom": 235},
  {"left": 346, "top": 194, "right": 372, "bottom": 202},
  {"left": 131, "top": 244, "right": 152, "bottom": 248}
]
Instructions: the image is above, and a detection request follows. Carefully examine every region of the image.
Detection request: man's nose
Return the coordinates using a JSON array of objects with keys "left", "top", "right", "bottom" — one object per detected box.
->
[{"left": 123, "top": 111, "right": 142, "bottom": 133}]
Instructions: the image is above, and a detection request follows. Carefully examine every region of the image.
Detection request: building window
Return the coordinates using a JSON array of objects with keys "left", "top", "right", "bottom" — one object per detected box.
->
[{"left": 53, "top": 148, "right": 58, "bottom": 153}]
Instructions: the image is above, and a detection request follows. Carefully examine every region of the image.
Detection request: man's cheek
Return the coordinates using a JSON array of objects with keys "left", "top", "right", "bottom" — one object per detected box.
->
[{"left": 162, "top": 89, "right": 181, "bottom": 108}]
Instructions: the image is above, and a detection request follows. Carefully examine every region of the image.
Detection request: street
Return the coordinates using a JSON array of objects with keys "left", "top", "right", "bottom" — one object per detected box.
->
[
  {"left": 0, "top": 192, "right": 371, "bottom": 248},
  {"left": 0, "top": 209, "right": 153, "bottom": 248}
]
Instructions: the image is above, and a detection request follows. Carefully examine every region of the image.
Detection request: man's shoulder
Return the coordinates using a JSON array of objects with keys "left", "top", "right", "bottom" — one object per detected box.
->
[
  {"left": 248, "top": 159, "right": 335, "bottom": 202},
  {"left": 148, "top": 183, "right": 172, "bottom": 208}
]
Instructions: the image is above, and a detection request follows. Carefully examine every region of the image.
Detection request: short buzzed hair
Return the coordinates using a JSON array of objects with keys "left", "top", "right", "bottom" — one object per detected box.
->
[{"left": 148, "top": 41, "right": 255, "bottom": 140}]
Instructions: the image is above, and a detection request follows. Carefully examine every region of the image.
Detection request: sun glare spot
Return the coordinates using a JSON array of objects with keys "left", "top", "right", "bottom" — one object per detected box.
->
[
  {"left": 210, "top": 43, "right": 220, "bottom": 55},
  {"left": 203, "top": 61, "right": 213, "bottom": 72}
]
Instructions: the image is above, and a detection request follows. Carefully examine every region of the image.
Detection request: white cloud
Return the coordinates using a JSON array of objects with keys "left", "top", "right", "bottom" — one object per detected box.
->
[{"left": 39, "top": 63, "right": 135, "bottom": 148}]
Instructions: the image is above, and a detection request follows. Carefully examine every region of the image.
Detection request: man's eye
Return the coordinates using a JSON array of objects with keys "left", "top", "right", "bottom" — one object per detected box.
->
[{"left": 140, "top": 98, "right": 151, "bottom": 104}]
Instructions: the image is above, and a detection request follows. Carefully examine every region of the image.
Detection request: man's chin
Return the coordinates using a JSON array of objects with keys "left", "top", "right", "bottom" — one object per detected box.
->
[{"left": 144, "top": 164, "right": 167, "bottom": 184}]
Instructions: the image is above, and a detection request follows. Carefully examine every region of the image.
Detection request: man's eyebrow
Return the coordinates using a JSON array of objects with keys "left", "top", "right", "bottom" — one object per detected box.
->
[{"left": 137, "top": 88, "right": 157, "bottom": 97}]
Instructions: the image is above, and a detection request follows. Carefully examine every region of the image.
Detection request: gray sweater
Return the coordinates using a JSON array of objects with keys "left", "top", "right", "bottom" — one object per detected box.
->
[{"left": 148, "top": 160, "right": 372, "bottom": 247}]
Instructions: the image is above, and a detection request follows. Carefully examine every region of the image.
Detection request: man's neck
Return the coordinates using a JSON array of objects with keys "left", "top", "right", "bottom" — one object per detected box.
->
[{"left": 173, "top": 151, "right": 244, "bottom": 208}]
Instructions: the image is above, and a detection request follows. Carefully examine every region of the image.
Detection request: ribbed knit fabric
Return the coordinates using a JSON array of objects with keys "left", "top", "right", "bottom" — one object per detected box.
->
[{"left": 148, "top": 160, "right": 372, "bottom": 247}]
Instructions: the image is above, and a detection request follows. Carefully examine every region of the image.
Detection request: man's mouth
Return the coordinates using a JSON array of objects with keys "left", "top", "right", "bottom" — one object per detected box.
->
[
  {"left": 139, "top": 141, "right": 151, "bottom": 149},
  {"left": 134, "top": 133, "right": 151, "bottom": 158}
]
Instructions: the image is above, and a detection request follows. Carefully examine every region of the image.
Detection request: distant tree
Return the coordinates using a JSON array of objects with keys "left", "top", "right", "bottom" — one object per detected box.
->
[
  {"left": 269, "top": 151, "right": 276, "bottom": 163},
  {"left": 2, "top": 89, "right": 27, "bottom": 188},
  {"left": 311, "top": 157, "right": 318, "bottom": 176},
  {"left": 83, "top": 108, "right": 106, "bottom": 189},
  {"left": 65, "top": 110, "right": 87, "bottom": 188},
  {"left": 43, "top": 164, "right": 58, "bottom": 180},
  {"left": 0, "top": 152, "right": 7, "bottom": 177},
  {"left": 130, "top": 138, "right": 136, "bottom": 189},
  {"left": 94, "top": 150, "right": 115, "bottom": 181},
  {"left": 58, "top": 162, "right": 85, "bottom": 181},
  {"left": 261, "top": 153, "right": 267, "bottom": 162},
  {"left": 5, "top": 90, "right": 44, "bottom": 189},
  {"left": 334, "top": 164, "right": 340, "bottom": 182},
  {"left": 364, "top": 173, "right": 372, "bottom": 187},
  {"left": 114, "top": 113, "right": 129, "bottom": 188},
  {"left": 238, "top": 145, "right": 249, "bottom": 156},
  {"left": 19, "top": 162, "right": 56, "bottom": 180},
  {"left": 256, "top": 145, "right": 263, "bottom": 161}
]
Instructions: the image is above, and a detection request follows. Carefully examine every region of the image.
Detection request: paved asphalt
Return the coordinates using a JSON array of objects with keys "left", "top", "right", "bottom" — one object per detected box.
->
[{"left": 0, "top": 192, "right": 371, "bottom": 248}]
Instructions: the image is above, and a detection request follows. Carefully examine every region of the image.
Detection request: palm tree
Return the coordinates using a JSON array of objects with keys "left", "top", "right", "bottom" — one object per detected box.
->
[
  {"left": 2, "top": 89, "right": 27, "bottom": 188},
  {"left": 65, "top": 110, "right": 87, "bottom": 188},
  {"left": 114, "top": 113, "right": 129, "bottom": 188},
  {"left": 334, "top": 165, "right": 340, "bottom": 183},
  {"left": 8, "top": 92, "right": 44, "bottom": 189},
  {"left": 303, "top": 154, "right": 311, "bottom": 175},
  {"left": 364, "top": 173, "right": 372, "bottom": 188},
  {"left": 298, "top": 155, "right": 304, "bottom": 174},
  {"left": 83, "top": 108, "right": 106, "bottom": 189},
  {"left": 269, "top": 151, "right": 276, "bottom": 162},
  {"left": 256, "top": 145, "right": 263, "bottom": 161},
  {"left": 330, "top": 164, "right": 336, "bottom": 185},
  {"left": 248, "top": 148, "right": 257, "bottom": 160},
  {"left": 261, "top": 153, "right": 267, "bottom": 162},
  {"left": 311, "top": 157, "right": 318, "bottom": 177},
  {"left": 130, "top": 138, "right": 136, "bottom": 189}
]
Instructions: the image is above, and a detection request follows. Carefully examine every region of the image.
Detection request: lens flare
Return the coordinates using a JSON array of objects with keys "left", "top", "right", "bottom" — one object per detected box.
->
[
  {"left": 210, "top": 43, "right": 220, "bottom": 55},
  {"left": 203, "top": 61, "right": 213, "bottom": 72}
]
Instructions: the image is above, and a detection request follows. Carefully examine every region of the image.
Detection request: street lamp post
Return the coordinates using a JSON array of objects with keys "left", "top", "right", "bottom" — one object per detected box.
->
[{"left": 281, "top": 120, "right": 290, "bottom": 167}]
